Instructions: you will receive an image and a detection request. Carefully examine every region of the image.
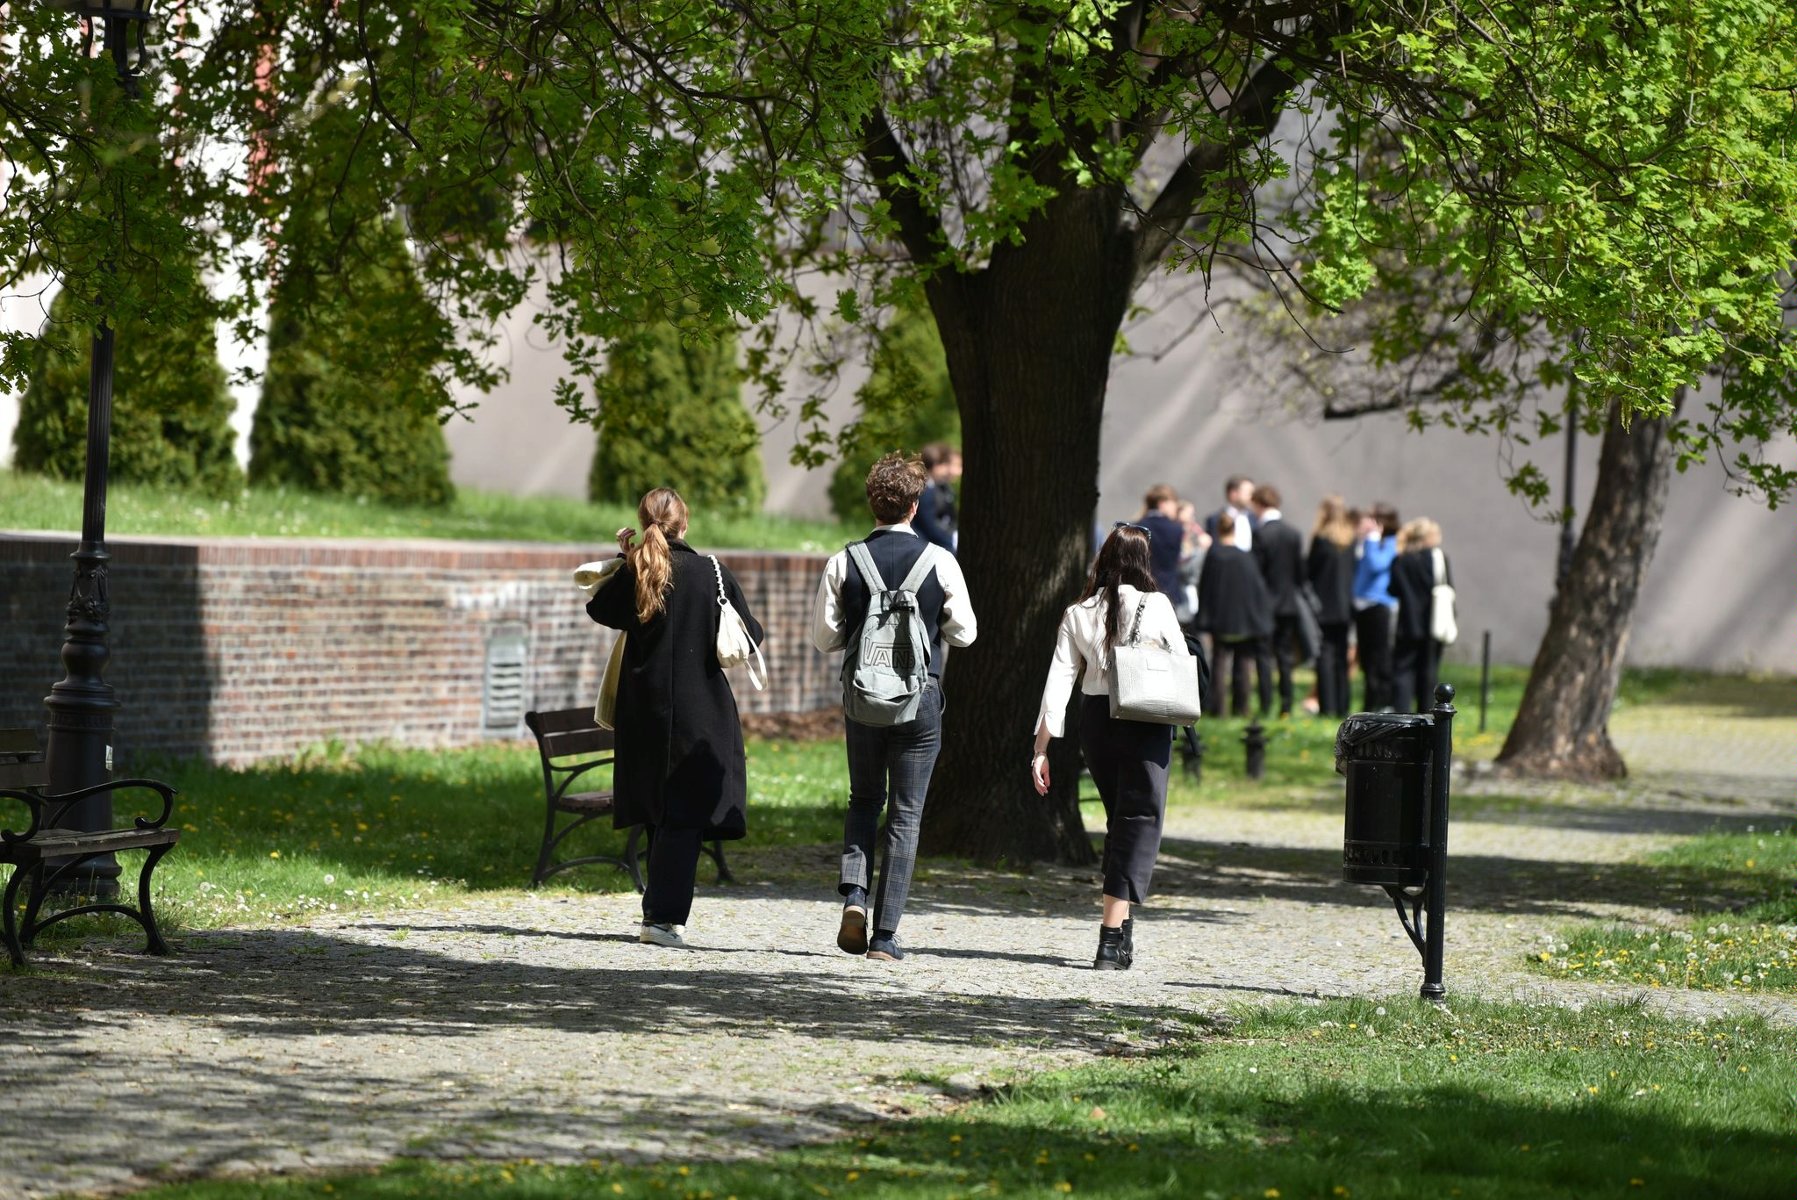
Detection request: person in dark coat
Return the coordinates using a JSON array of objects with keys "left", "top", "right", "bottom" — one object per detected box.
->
[
  {"left": 1249, "top": 484, "right": 1306, "bottom": 716},
  {"left": 1195, "top": 512, "right": 1273, "bottom": 717},
  {"left": 587, "top": 487, "right": 764, "bottom": 948},
  {"left": 1391, "top": 517, "right": 1450, "bottom": 713},
  {"left": 1307, "top": 496, "right": 1358, "bottom": 718},
  {"left": 1136, "top": 483, "right": 1186, "bottom": 600},
  {"left": 914, "top": 442, "right": 960, "bottom": 553}
]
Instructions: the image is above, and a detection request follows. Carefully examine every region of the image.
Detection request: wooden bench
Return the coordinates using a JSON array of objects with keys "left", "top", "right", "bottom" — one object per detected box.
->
[
  {"left": 523, "top": 708, "right": 733, "bottom": 891},
  {"left": 0, "top": 729, "right": 179, "bottom": 968}
]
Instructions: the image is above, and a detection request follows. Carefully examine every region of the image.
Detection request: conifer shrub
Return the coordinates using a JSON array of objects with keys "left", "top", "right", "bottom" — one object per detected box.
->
[
  {"left": 828, "top": 301, "right": 960, "bottom": 524},
  {"left": 588, "top": 323, "right": 765, "bottom": 512},
  {"left": 249, "top": 230, "right": 454, "bottom": 508},
  {"left": 14, "top": 283, "right": 240, "bottom": 496}
]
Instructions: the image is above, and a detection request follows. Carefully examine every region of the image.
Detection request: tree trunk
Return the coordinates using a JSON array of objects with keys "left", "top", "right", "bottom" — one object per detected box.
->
[
  {"left": 1496, "top": 394, "right": 1682, "bottom": 779},
  {"left": 918, "top": 191, "right": 1135, "bottom": 865}
]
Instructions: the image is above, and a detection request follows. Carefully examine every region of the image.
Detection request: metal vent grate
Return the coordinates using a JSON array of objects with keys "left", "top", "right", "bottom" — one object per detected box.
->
[{"left": 482, "top": 626, "right": 529, "bottom": 735}]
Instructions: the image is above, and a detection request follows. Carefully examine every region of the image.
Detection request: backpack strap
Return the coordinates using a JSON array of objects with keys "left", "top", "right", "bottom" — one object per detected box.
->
[
  {"left": 896, "top": 542, "right": 942, "bottom": 594},
  {"left": 847, "top": 540, "right": 887, "bottom": 594}
]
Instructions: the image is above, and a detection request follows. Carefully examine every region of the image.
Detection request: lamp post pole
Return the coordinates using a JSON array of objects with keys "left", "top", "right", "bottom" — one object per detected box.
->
[{"left": 42, "top": 0, "right": 153, "bottom": 901}]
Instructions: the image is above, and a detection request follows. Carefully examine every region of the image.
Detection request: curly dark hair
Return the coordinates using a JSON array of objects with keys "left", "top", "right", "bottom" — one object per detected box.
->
[{"left": 865, "top": 452, "right": 929, "bottom": 524}]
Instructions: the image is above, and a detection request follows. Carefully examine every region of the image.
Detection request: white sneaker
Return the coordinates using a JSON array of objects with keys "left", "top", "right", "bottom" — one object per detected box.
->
[{"left": 639, "top": 922, "right": 688, "bottom": 948}]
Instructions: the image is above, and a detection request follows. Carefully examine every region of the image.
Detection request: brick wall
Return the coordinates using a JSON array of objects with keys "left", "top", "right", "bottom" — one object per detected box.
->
[{"left": 0, "top": 534, "right": 839, "bottom": 766}]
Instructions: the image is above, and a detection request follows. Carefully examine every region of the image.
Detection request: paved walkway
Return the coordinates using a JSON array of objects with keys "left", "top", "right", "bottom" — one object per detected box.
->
[{"left": 5, "top": 751, "right": 1794, "bottom": 1200}]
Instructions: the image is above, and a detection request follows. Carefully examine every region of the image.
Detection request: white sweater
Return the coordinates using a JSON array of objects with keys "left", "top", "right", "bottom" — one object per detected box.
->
[{"left": 1034, "top": 586, "right": 1185, "bottom": 737}]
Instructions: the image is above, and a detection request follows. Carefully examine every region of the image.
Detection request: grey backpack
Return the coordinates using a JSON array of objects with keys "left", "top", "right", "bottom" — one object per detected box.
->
[{"left": 841, "top": 540, "right": 942, "bottom": 726}]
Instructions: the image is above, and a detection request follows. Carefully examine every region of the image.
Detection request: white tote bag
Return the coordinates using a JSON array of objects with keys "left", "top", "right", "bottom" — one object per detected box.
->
[
  {"left": 709, "top": 556, "right": 767, "bottom": 690},
  {"left": 1430, "top": 548, "right": 1459, "bottom": 645},
  {"left": 1107, "top": 596, "right": 1203, "bottom": 726}
]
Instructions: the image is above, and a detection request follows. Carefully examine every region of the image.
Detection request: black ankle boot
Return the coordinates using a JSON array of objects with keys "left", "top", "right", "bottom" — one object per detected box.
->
[
  {"left": 1094, "top": 924, "right": 1125, "bottom": 971},
  {"left": 1119, "top": 918, "right": 1134, "bottom": 969}
]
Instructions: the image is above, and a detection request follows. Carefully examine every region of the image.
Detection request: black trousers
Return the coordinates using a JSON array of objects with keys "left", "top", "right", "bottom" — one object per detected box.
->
[
  {"left": 641, "top": 826, "right": 705, "bottom": 926},
  {"left": 841, "top": 683, "right": 943, "bottom": 935},
  {"left": 1210, "top": 635, "right": 1270, "bottom": 718},
  {"left": 1354, "top": 605, "right": 1395, "bottom": 711},
  {"left": 1078, "top": 695, "right": 1171, "bottom": 903},
  {"left": 1260, "top": 613, "right": 1302, "bottom": 715},
  {"left": 1316, "top": 621, "right": 1353, "bottom": 717},
  {"left": 1392, "top": 636, "right": 1443, "bottom": 714}
]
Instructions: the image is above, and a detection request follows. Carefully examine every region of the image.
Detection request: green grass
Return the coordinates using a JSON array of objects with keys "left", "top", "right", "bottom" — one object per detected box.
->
[
  {"left": 1531, "top": 824, "right": 1797, "bottom": 995},
  {"left": 0, "top": 469, "right": 853, "bottom": 552},
  {"left": 126, "top": 996, "right": 1797, "bottom": 1200},
  {"left": 82, "top": 738, "right": 848, "bottom": 934}
]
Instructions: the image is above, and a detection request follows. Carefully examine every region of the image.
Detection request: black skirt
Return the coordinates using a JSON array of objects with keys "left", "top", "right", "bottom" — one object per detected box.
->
[{"left": 1077, "top": 694, "right": 1172, "bottom": 903}]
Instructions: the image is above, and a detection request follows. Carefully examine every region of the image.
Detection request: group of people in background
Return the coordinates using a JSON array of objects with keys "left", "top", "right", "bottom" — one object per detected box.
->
[
  {"left": 1125, "top": 477, "right": 1454, "bottom": 720},
  {"left": 580, "top": 452, "right": 1452, "bottom": 975}
]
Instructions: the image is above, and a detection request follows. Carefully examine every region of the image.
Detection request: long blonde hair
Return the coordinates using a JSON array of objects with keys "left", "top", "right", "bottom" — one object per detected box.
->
[
  {"left": 629, "top": 487, "right": 689, "bottom": 622},
  {"left": 1398, "top": 516, "right": 1442, "bottom": 553},
  {"left": 1312, "top": 495, "right": 1355, "bottom": 547}
]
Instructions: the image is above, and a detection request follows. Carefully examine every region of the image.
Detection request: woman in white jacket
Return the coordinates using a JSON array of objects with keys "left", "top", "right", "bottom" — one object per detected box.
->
[{"left": 1031, "top": 523, "right": 1185, "bottom": 970}]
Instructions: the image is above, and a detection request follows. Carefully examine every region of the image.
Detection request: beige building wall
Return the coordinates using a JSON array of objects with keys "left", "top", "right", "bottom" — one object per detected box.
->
[{"left": 443, "top": 280, "right": 1796, "bottom": 675}]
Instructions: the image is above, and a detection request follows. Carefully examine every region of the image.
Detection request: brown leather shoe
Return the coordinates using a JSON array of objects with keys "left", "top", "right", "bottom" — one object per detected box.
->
[{"left": 837, "top": 905, "right": 869, "bottom": 955}]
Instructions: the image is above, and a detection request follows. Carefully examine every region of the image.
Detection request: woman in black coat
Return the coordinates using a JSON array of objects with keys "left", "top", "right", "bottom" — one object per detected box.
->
[
  {"left": 587, "top": 487, "right": 764, "bottom": 947},
  {"left": 1195, "top": 513, "right": 1274, "bottom": 717},
  {"left": 1306, "top": 496, "right": 1358, "bottom": 718},
  {"left": 1390, "top": 517, "right": 1449, "bottom": 714}
]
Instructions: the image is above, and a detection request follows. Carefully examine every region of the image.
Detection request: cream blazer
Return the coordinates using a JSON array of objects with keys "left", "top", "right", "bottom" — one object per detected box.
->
[{"left": 1035, "top": 586, "right": 1184, "bottom": 737}]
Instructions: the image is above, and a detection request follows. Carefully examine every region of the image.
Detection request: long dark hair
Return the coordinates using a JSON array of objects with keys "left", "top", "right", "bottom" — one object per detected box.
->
[{"left": 1080, "top": 525, "right": 1157, "bottom": 649}]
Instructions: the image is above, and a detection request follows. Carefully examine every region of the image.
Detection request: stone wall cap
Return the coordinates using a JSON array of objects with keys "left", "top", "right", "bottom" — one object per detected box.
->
[{"left": 0, "top": 529, "right": 830, "bottom": 565}]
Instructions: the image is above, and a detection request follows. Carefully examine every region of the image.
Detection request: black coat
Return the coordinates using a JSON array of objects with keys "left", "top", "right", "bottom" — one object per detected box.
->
[
  {"left": 1307, "top": 537, "right": 1357, "bottom": 626},
  {"left": 586, "top": 541, "right": 765, "bottom": 837},
  {"left": 1138, "top": 512, "right": 1186, "bottom": 599},
  {"left": 1252, "top": 518, "right": 1305, "bottom": 616},
  {"left": 1390, "top": 547, "right": 1450, "bottom": 643},
  {"left": 1196, "top": 545, "right": 1273, "bottom": 639}
]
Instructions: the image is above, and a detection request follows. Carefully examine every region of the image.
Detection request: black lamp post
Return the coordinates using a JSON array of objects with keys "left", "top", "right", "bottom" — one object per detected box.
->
[{"left": 41, "top": 0, "right": 154, "bottom": 901}]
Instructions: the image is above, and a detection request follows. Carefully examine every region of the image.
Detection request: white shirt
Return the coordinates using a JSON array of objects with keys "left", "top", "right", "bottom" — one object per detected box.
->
[
  {"left": 1230, "top": 505, "right": 1254, "bottom": 552},
  {"left": 811, "top": 522, "right": 978, "bottom": 654},
  {"left": 1034, "top": 585, "right": 1185, "bottom": 737}
]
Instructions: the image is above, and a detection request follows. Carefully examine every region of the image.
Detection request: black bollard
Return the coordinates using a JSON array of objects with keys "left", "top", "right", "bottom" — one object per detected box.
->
[
  {"left": 1179, "top": 725, "right": 1204, "bottom": 782},
  {"left": 1243, "top": 719, "right": 1267, "bottom": 780}
]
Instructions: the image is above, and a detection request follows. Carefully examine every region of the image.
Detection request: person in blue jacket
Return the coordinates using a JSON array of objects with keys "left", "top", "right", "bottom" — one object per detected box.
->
[{"left": 1352, "top": 503, "right": 1400, "bottom": 711}]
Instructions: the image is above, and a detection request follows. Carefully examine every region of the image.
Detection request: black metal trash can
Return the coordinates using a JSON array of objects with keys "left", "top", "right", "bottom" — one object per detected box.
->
[{"left": 1335, "top": 712, "right": 1434, "bottom": 887}]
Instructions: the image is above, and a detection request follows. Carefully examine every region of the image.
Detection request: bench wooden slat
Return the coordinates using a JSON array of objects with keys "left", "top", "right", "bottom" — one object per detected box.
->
[
  {"left": 526, "top": 707, "right": 605, "bottom": 737},
  {"left": 4, "top": 827, "right": 180, "bottom": 858},
  {"left": 559, "top": 790, "right": 615, "bottom": 813},
  {"left": 0, "top": 761, "right": 48, "bottom": 790},
  {"left": 0, "top": 729, "right": 39, "bottom": 757},
  {"left": 539, "top": 729, "right": 613, "bottom": 760}
]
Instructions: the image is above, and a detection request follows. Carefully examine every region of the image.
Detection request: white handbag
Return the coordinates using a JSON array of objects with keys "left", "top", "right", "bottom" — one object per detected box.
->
[
  {"left": 1108, "top": 596, "right": 1203, "bottom": 726},
  {"left": 709, "top": 556, "right": 767, "bottom": 690},
  {"left": 1430, "top": 548, "right": 1459, "bottom": 645}
]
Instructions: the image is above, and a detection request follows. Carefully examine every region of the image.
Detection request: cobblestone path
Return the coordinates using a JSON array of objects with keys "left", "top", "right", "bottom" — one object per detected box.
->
[{"left": 3, "top": 702, "right": 1793, "bottom": 1198}]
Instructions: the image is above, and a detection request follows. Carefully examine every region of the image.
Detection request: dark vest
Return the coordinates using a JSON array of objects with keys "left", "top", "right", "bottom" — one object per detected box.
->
[{"left": 838, "top": 529, "right": 951, "bottom": 677}]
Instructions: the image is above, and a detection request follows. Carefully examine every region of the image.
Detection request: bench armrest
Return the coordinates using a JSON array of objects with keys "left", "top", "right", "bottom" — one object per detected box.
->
[
  {"left": 0, "top": 778, "right": 177, "bottom": 844},
  {"left": 551, "top": 756, "right": 614, "bottom": 805},
  {"left": 0, "top": 788, "right": 46, "bottom": 843}
]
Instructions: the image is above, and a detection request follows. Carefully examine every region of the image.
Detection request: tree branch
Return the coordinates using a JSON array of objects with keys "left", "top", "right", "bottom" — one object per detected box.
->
[
  {"left": 1130, "top": 49, "right": 1304, "bottom": 283},
  {"left": 858, "top": 105, "right": 952, "bottom": 273}
]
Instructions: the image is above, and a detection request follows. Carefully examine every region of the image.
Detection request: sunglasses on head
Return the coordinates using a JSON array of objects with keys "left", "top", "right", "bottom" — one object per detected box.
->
[{"left": 1113, "top": 520, "right": 1151, "bottom": 541}]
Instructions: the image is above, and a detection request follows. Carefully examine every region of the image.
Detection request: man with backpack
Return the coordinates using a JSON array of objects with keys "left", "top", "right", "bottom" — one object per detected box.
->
[{"left": 812, "top": 453, "right": 978, "bottom": 961}]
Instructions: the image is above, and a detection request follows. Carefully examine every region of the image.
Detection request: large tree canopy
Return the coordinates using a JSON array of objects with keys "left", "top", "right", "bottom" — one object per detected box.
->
[{"left": 4, "top": 2, "right": 1794, "bottom": 860}]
